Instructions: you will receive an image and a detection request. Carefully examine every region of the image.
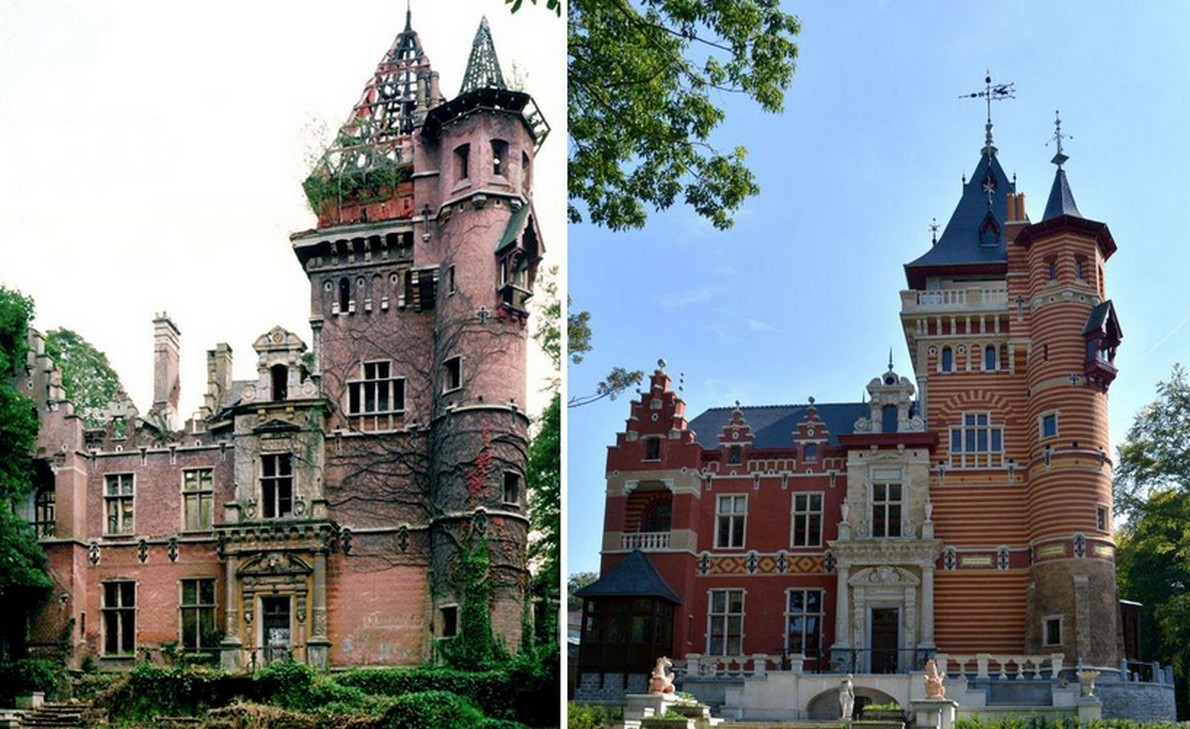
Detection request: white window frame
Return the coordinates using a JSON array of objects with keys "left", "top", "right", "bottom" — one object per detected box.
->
[
  {"left": 785, "top": 588, "right": 825, "bottom": 659},
  {"left": 104, "top": 473, "right": 135, "bottom": 535},
  {"left": 1040, "top": 411, "right": 1059, "bottom": 440},
  {"left": 707, "top": 588, "right": 745, "bottom": 656},
  {"left": 871, "top": 482, "right": 903, "bottom": 538},
  {"left": 791, "top": 492, "right": 823, "bottom": 547},
  {"left": 715, "top": 494, "right": 747, "bottom": 549},
  {"left": 181, "top": 468, "right": 214, "bottom": 532},
  {"left": 949, "top": 411, "right": 1005, "bottom": 468}
]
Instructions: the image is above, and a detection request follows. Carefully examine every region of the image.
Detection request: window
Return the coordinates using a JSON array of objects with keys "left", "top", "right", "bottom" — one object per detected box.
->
[
  {"left": 521, "top": 151, "right": 531, "bottom": 192},
  {"left": 454, "top": 143, "right": 470, "bottom": 180},
  {"left": 180, "top": 579, "right": 216, "bottom": 651},
  {"left": 984, "top": 344, "right": 998, "bottom": 371},
  {"left": 1096, "top": 504, "right": 1109, "bottom": 532},
  {"left": 102, "top": 581, "right": 136, "bottom": 656},
  {"left": 347, "top": 361, "right": 405, "bottom": 417},
  {"left": 949, "top": 412, "right": 1005, "bottom": 468},
  {"left": 1074, "top": 256, "right": 1085, "bottom": 280},
  {"left": 803, "top": 443, "right": 818, "bottom": 461},
  {"left": 715, "top": 494, "right": 747, "bottom": 549},
  {"left": 707, "top": 589, "right": 744, "bottom": 655},
  {"left": 941, "top": 346, "right": 953, "bottom": 372},
  {"left": 791, "top": 493, "right": 823, "bottom": 547},
  {"left": 440, "top": 605, "right": 459, "bottom": 637},
  {"left": 448, "top": 265, "right": 456, "bottom": 295},
  {"left": 786, "top": 589, "right": 824, "bottom": 659},
  {"left": 338, "top": 278, "right": 350, "bottom": 313},
  {"left": 444, "top": 356, "right": 462, "bottom": 393},
  {"left": 491, "top": 139, "right": 508, "bottom": 177},
  {"left": 271, "top": 364, "right": 288, "bottom": 401},
  {"left": 104, "top": 474, "right": 134, "bottom": 535},
  {"left": 182, "top": 469, "right": 214, "bottom": 531},
  {"left": 644, "top": 438, "right": 661, "bottom": 461},
  {"left": 872, "top": 483, "right": 902, "bottom": 538},
  {"left": 261, "top": 454, "right": 294, "bottom": 519},
  {"left": 33, "top": 487, "right": 55, "bottom": 538},
  {"left": 1041, "top": 412, "right": 1058, "bottom": 439},
  {"left": 1043, "top": 616, "right": 1062, "bottom": 646},
  {"left": 503, "top": 472, "right": 520, "bottom": 504},
  {"left": 727, "top": 445, "right": 742, "bottom": 465},
  {"left": 882, "top": 405, "right": 898, "bottom": 434},
  {"left": 642, "top": 500, "right": 672, "bottom": 532},
  {"left": 1048, "top": 257, "right": 1058, "bottom": 281}
]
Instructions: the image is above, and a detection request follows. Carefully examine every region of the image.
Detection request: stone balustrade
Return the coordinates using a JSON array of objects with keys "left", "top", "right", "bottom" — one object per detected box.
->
[
  {"left": 901, "top": 286, "right": 1009, "bottom": 313},
  {"left": 935, "top": 652, "right": 1064, "bottom": 680},
  {"left": 621, "top": 531, "right": 670, "bottom": 550},
  {"left": 680, "top": 653, "right": 775, "bottom": 678}
]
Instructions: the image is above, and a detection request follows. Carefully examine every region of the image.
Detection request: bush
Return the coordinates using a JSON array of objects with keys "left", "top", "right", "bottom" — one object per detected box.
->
[
  {"left": 378, "top": 690, "right": 490, "bottom": 729},
  {"left": 567, "top": 703, "right": 615, "bottom": 729},
  {"left": 254, "top": 659, "right": 379, "bottom": 716},
  {"left": 0, "top": 659, "right": 62, "bottom": 704}
]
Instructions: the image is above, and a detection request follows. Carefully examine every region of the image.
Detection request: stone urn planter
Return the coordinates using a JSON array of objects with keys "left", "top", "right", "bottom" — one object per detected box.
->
[{"left": 861, "top": 707, "right": 908, "bottom": 722}]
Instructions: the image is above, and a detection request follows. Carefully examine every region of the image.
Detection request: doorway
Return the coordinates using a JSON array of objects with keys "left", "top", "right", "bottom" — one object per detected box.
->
[
  {"left": 870, "top": 607, "right": 899, "bottom": 674},
  {"left": 261, "top": 595, "right": 292, "bottom": 664}
]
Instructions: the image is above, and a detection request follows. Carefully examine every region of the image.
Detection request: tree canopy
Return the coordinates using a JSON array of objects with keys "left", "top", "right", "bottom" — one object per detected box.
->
[
  {"left": 1114, "top": 365, "right": 1190, "bottom": 716},
  {"left": 43, "top": 328, "right": 123, "bottom": 429},
  {"left": 568, "top": 0, "right": 800, "bottom": 230}
]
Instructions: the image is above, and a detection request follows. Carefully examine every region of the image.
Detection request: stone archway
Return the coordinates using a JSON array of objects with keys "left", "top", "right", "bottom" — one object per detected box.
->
[{"left": 806, "top": 685, "right": 900, "bottom": 720}]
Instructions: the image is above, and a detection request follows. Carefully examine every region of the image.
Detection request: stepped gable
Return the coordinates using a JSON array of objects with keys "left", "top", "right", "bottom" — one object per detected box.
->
[{"left": 689, "top": 402, "right": 865, "bottom": 450}]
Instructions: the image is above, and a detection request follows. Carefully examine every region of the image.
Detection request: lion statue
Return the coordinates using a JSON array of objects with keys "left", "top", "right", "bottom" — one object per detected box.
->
[
  {"left": 648, "top": 656, "right": 676, "bottom": 694},
  {"left": 924, "top": 658, "right": 946, "bottom": 699}
]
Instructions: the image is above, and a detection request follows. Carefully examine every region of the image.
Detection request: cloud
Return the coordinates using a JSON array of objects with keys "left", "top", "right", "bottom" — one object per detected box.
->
[{"left": 662, "top": 287, "right": 715, "bottom": 309}]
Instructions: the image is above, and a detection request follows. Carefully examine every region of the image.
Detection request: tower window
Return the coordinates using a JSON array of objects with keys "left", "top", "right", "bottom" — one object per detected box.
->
[
  {"left": 33, "top": 486, "right": 55, "bottom": 538},
  {"left": 261, "top": 454, "right": 294, "bottom": 519},
  {"left": 443, "top": 356, "right": 463, "bottom": 393},
  {"left": 503, "top": 472, "right": 520, "bottom": 504},
  {"left": 1074, "top": 256, "right": 1086, "bottom": 280},
  {"left": 338, "top": 278, "right": 350, "bottom": 314},
  {"left": 984, "top": 344, "right": 998, "bottom": 371},
  {"left": 941, "top": 346, "right": 953, "bottom": 372},
  {"left": 440, "top": 605, "right": 459, "bottom": 637},
  {"left": 1041, "top": 412, "right": 1059, "bottom": 439},
  {"left": 522, "top": 151, "right": 531, "bottom": 192},
  {"left": 491, "top": 139, "right": 508, "bottom": 177},
  {"left": 271, "top": 364, "right": 288, "bottom": 401},
  {"left": 455, "top": 143, "right": 471, "bottom": 181},
  {"left": 1043, "top": 616, "right": 1062, "bottom": 646},
  {"left": 1047, "top": 257, "right": 1058, "bottom": 281},
  {"left": 1096, "top": 504, "right": 1109, "bottom": 531},
  {"left": 644, "top": 438, "right": 661, "bottom": 461}
]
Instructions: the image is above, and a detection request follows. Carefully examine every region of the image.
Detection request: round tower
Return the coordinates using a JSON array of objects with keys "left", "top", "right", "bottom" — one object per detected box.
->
[
  {"left": 1017, "top": 141, "right": 1121, "bottom": 668},
  {"left": 413, "top": 16, "right": 548, "bottom": 649}
]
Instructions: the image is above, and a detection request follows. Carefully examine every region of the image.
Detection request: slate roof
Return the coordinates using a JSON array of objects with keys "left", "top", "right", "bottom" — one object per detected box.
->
[
  {"left": 1042, "top": 167, "right": 1082, "bottom": 221},
  {"left": 905, "top": 150, "right": 1015, "bottom": 281},
  {"left": 575, "top": 550, "right": 682, "bottom": 604},
  {"left": 1082, "top": 300, "right": 1119, "bottom": 336},
  {"left": 688, "top": 402, "right": 868, "bottom": 449}
]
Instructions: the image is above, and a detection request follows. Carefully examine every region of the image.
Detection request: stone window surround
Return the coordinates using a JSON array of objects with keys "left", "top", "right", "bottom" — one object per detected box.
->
[
  {"left": 1043, "top": 614, "right": 1063, "bottom": 646},
  {"left": 1040, "top": 410, "right": 1060, "bottom": 440}
]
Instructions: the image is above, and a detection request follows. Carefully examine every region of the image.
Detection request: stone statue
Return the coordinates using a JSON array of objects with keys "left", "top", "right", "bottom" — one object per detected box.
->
[
  {"left": 923, "top": 659, "right": 946, "bottom": 699},
  {"left": 648, "top": 656, "right": 676, "bottom": 694},
  {"left": 839, "top": 674, "right": 855, "bottom": 720}
]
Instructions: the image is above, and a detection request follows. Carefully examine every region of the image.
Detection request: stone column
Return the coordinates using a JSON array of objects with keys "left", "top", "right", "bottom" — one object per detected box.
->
[
  {"left": 831, "top": 565, "right": 851, "bottom": 671},
  {"left": 920, "top": 565, "right": 937, "bottom": 649},
  {"left": 220, "top": 554, "right": 243, "bottom": 671},
  {"left": 307, "top": 548, "right": 331, "bottom": 668}
]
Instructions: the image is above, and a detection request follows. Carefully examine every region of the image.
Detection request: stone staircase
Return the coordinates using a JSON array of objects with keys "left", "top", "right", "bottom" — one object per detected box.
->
[
  {"left": 715, "top": 723, "right": 848, "bottom": 729},
  {"left": 17, "top": 702, "right": 87, "bottom": 729}
]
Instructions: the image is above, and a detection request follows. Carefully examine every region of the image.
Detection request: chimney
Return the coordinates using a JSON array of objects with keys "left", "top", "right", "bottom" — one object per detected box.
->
[
  {"left": 151, "top": 313, "right": 181, "bottom": 430},
  {"left": 203, "top": 343, "right": 233, "bottom": 417}
]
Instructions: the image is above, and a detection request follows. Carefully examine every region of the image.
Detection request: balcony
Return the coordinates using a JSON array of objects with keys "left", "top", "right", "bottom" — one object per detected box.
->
[
  {"left": 621, "top": 531, "right": 670, "bottom": 551},
  {"left": 900, "top": 286, "right": 1008, "bottom": 314}
]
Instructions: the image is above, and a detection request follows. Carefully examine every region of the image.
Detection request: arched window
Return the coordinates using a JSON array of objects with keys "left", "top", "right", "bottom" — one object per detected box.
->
[
  {"left": 454, "top": 143, "right": 470, "bottom": 181},
  {"left": 1047, "top": 257, "right": 1058, "bottom": 281},
  {"left": 491, "top": 139, "right": 508, "bottom": 177},
  {"left": 941, "top": 346, "right": 953, "bottom": 372},
  {"left": 271, "top": 364, "right": 288, "bottom": 401},
  {"left": 985, "top": 344, "right": 998, "bottom": 371}
]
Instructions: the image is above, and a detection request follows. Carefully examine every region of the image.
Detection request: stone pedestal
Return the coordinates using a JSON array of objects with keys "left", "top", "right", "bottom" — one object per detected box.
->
[
  {"left": 1077, "top": 696, "right": 1102, "bottom": 724},
  {"left": 624, "top": 693, "right": 678, "bottom": 726},
  {"left": 220, "top": 641, "right": 244, "bottom": 672},
  {"left": 307, "top": 638, "right": 331, "bottom": 669},
  {"left": 911, "top": 699, "right": 958, "bottom": 729}
]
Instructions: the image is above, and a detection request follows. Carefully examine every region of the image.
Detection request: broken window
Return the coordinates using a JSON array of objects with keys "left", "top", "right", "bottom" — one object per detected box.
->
[
  {"left": 262, "top": 454, "right": 294, "bottom": 519},
  {"left": 104, "top": 474, "right": 134, "bottom": 535},
  {"left": 180, "top": 579, "right": 216, "bottom": 651},
  {"left": 444, "top": 356, "right": 462, "bottom": 393},
  {"left": 182, "top": 469, "right": 214, "bottom": 531},
  {"left": 491, "top": 139, "right": 508, "bottom": 177}
]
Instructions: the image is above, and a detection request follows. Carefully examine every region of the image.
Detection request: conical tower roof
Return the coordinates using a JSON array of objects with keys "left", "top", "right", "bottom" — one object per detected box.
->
[
  {"left": 459, "top": 17, "right": 506, "bottom": 95},
  {"left": 1041, "top": 167, "right": 1082, "bottom": 221}
]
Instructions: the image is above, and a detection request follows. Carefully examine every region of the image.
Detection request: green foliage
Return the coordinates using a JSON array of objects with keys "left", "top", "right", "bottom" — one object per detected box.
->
[
  {"left": 439, "top": 538, "right": 510, "bottom": 671},
  {"left": 533, "top": 269, "right": 562, "bottom": 377},
  {"left": 94, "top": 663, "right": 228, "bottom": 721},
  {"left": 1115, "top": 365, "right": 1190, "bottom": 517},
  {"left": 568, "top": 0, "right": 799, "bottom": 231},
  {"left": 303, "top": 161, "right": 412, "bottom": 215},
  {"left": 254, "top": 659, "right": 381, "bottom": 715},
  {"left": 379, "top": 690, "right": 497, "bottom": 729},
  {"left": 42, "top": 328, "right": 122, "bottom": 428},
  {"left": 0, "top": 659, "right": 62, "bottom": 703},
  {"left": 566, "top": 301, "right": 644, "bottom": 408},
  {"left": 527, "top": 392, "right": 561, "bottom": 639},
  {"left": 567, "top": 703, "right": 618, "bottom": 729},
  {"left": 567, "top": 571, "right": 598, "bottom": 612},
  {"left": 953, "top": 717, "right": 1178, "bottom": 729},
  {"left": 506, "top": 0, "right": 561, "bottom": 17}
]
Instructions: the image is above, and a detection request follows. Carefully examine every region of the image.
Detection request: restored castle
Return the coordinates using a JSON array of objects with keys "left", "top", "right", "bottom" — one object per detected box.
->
[
  {"left": 576, "top": 113, "right": 1175, "bottom": 720},
  {"left": 18, "top": 12, "right": 546, "bottom": 670}
]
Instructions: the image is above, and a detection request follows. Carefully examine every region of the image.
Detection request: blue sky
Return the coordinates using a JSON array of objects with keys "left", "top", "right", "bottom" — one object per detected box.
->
[{"left": 566, "top": 2, "right": 1190, "bottom": 575}]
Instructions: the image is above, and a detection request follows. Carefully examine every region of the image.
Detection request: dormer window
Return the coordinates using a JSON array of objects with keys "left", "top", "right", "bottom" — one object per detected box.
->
[
  {"left": 271, "top": 364, "right": 288, "bottom": 401},
  {"left": 803, "top": 443, "right": 818, "bottom": 462},
  {"left": 644, "top": 438, "right": 661, "bottom": 461},
  {"left": 727, "top": 445, "right": 742, "bottom": 465}
]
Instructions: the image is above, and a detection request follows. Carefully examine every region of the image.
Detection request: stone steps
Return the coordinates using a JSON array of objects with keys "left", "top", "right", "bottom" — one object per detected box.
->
[{"left": 19, "top": 702, "right": 87, "bottom": 729}]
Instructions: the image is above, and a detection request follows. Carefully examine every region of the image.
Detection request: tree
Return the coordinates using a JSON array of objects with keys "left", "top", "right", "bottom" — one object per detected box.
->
[
  {"left": 567, "top": 300, "right": 643, "bottom": 408},
  {"left": 0, "top": 286, "right": 51, "bottom": 658},
  {"left": 526, "top": 392, "right": 560, "bottom": 642},
  {"left": 567, "top": 571, "right": 598, "bottom": 612},
  {"left": 568, "top": 0, "right": 800, "bottom": 231},
  {"left": 42, "top": 328, "right": 123, "bottom": 428},
  {"left": 1114, "top": 365, "right": 1190, "bottom": 717}
]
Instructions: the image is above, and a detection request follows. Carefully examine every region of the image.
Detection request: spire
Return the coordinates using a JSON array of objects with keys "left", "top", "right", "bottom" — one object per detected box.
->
[
  {"left": 1042, "top": 112, "right": 1082, "bottom": 221},
  {"left": 459, "top": 17, "right": 507, "bottom": 95},
  {"left": 961, "top": 72, "right": 1015, "bottom": 158}
]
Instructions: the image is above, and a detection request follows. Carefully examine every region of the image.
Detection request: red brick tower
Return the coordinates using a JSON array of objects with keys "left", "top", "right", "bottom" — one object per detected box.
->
[{"left": 291, "top": 12, "right": 547, "bottom": 654}]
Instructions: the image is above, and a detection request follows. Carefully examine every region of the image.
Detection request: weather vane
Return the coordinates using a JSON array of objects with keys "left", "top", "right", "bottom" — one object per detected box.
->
[
  {"left": 929, "top": 217, "right": 939, "bottom": 245},
  {"left": 1048, "top": 110, "right": 1071, "bottom": 168},
  {"left": 961, "top": 71, "right": 1015, "bottom": 153}
]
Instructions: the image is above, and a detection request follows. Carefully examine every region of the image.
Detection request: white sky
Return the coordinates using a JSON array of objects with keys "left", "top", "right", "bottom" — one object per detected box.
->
[{"left": 0, "top": 0, "right": 565, "bottom": 421}]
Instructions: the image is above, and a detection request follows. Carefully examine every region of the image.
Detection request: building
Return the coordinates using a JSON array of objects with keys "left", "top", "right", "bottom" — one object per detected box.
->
[
  {"left": 19, "top": 11, "right": 547, "bottom": 671},
  {"left": 576, "top": 112, "right": 1175, "bottom": 720}
]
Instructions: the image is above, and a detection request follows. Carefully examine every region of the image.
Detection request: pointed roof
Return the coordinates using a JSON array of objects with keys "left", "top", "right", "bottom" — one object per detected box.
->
[
  {"left": 1042, "top": 167, "right": 1081, "bottom": 221},
  {"left": 904, "top": 149, "right": 1015, "bottom": 288},
  {"left": 689, "top": 402, "right": 867, "bottom": 449},
  {"left": 305, "top": 11, "right": 430, "bottom": 191},
  {"left": 460, "top": 17, "right": 507, "bottom": 95},
  {"left": 575, "top": 551, "right": 682, "bottom": 603}
]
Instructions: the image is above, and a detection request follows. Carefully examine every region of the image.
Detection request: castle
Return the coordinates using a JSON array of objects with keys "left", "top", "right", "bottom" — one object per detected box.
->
[
  {"left": 18, "top": 11, "right": 547, "bottom": 670},
  {"left": 575, "top": 111, "right": 1175, "bottom": 720}
]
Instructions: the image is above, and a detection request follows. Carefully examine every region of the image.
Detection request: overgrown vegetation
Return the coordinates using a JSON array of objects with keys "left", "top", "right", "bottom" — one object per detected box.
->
[
  {"left": 302, "top": 160, "right": 412, "bottom": 215},
  {"left": 566, "top": 703, "right": 619, "bottom": 729},
  {"left": 42, "top": 327, "right": 123, "bottom": 427},
  {"left": 954, "top": 717, "right": 1179, "bottom": 729}
]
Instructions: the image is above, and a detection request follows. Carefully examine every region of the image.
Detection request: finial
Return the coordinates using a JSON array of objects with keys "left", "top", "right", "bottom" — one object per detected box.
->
[
  {"left": 657, "top": 358, "right": 667, "bottom": 370},
  {"left": 808, "top": 396, "right": 816, "bottom": 406},
  {"left": 678, "top": 372, "right": 685, "bottom": 393},
  {"left": 1049, "top": 110, "right": 1071, "bottom": 168},
  {"left": 961, "top": 71, "right": 1015, "bottom": 156},
  {"left": 734, "top": 399, "right": 741, "bottom": 410},
  {"left": 405, "top": 0, "right": 412, "bottom": 30},
  {"left": 929, "top": 218, "right": 939, "bottom": 245},
  {"left": 888, "top": 348, "right": 894, "bottom": 372}
]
